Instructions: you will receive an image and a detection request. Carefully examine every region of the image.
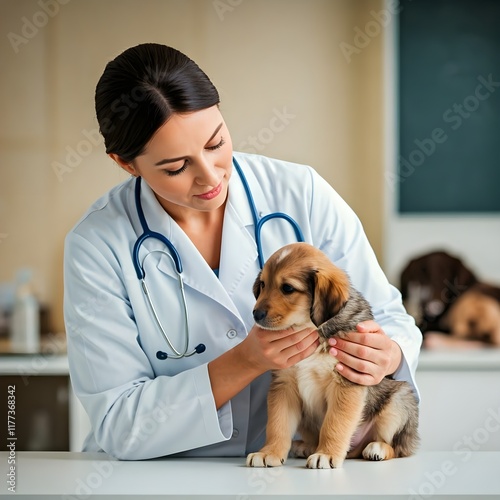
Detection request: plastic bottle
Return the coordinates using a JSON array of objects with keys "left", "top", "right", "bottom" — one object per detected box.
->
[{"left": 11, "top": 268, "right": 40, "bottom": 353}]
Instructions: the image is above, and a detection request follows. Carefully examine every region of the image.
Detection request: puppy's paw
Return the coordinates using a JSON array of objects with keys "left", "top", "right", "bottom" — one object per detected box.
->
[
  {"left": 362, "top": 442, "right": 395, "bottom": 461},
  {"left": 246, "top": 452, "right": 285, "bottom": 467},
  {"left": 306, "top": 453, "right": 344, "bottom": 469},
  {"left": 291, "top": 440, "right": 316, "bottom": 458}
]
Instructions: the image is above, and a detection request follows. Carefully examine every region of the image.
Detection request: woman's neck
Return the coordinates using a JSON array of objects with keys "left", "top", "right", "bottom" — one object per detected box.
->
[{"left": 176, "top": 205, "right": 226, "bottom": 270}]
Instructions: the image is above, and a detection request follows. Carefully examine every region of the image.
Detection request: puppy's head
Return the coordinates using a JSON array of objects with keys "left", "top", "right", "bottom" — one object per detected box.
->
[
  {"left": 252, "top": 243, "right": 350, "bottom": 330},
  {"left": 444, "top": 291, "right": 500, "bottom": 345},
  {"left": 400, "top": 250, "right": 477, "bottom": 332}
]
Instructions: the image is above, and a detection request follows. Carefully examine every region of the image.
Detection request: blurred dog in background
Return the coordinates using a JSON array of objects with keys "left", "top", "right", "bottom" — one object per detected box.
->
[
  {"left": 400, "top": 250, "right": 477, "bottom": 333},
  {"left": 400, "top": 250, "right": 500, "bottom": 348},
  {"left": 442, "top": 283, "right": 500, "bottom": 346}
]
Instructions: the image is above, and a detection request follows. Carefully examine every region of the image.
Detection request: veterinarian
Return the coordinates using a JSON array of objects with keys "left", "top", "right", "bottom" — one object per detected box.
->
[{"left": 64, "top": 43, "right": 422, "bottom": 460}]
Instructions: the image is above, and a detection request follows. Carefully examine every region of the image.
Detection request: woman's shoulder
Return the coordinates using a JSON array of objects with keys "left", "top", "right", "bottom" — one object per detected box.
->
[
  {"left": 233, "top": 152, "right": 317, "bottom": 189},
  {"left": 233, "top": 151, "right": 313, "bottom": 175},
  {"left": 66, "top": 177, "right": 135, "bottom": 241}
]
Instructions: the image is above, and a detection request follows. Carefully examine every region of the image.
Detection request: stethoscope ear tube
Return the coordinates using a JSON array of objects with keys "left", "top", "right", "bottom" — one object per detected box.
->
[
  {"left": 255, "top": 213, "right": 305, "bottom": 269},
  {"left": 232, "top": 158, "right": 305, "bottom": 269}
]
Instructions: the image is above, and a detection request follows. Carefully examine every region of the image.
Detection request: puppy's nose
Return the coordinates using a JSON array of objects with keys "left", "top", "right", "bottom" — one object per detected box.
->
[{"left": 253, "top": 309, "right": 267, "bottom": 322}]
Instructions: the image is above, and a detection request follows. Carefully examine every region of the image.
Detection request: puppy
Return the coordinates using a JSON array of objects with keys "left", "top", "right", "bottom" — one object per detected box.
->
[
  {"left": 442, "top": 286, "right": 500, "bottom": 346},
  {"left": 246, "top": 243, "right": 419, "bottom": 469},
  {"left": 400, "top": 250, "right": 477, "bottom": 333}
]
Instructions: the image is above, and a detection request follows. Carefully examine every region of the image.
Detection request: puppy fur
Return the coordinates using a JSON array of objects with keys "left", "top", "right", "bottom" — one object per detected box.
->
[{"left": 246, "top": 243, "right": 419, "bottom": 469}]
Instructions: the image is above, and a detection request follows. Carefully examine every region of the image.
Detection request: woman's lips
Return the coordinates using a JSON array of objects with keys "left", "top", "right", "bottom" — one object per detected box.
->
[{"left": 195, "top": 182, "right": 223, "bottom": 200}]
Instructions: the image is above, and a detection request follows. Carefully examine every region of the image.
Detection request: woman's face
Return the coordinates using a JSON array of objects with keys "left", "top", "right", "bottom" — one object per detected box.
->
[{"left": 112, "top": 105, "right": 233, "bottom": 221}]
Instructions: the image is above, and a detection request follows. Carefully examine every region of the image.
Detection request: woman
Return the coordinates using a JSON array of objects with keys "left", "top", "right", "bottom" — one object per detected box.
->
[{"left": 64, "top": 43, "right": 422, "bottom": 460}]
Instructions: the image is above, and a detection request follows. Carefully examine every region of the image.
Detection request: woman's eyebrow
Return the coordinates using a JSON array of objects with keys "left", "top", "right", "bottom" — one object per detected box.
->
[{"left": 154, "top": 122, "right": 224, "bottom": 166}]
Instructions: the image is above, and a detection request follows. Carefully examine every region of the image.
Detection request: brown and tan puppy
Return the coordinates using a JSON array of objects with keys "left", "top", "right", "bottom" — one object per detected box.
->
[
  {"left": 246, "top": 243, "right": 419, "bottom": 469},
  {"left": 443, "top": 285, "right": 500, "bottom": 346}
]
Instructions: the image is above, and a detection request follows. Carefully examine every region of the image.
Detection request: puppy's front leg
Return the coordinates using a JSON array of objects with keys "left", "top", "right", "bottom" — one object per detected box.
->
[
  {"left": 306, "top": 384, "right": 366, "bottom": 469},
  {"left": 247, "top": 373, "right": 301, "bottom": 467}
]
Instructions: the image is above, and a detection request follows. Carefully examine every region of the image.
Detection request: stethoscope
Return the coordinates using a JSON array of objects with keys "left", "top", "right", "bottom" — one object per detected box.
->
[{"left": 132, "top": 157, "right": 304, "bottom": 360}]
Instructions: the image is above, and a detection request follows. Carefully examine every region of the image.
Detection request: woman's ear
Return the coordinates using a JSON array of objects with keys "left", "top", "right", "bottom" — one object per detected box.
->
[{"left": 108, "top": 153, "right": 138, "bottom": 177}]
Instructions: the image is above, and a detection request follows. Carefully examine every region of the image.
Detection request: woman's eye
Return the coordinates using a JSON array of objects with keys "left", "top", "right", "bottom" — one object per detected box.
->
[
  {"left": 164, "top": 161, "right": 188, "bottom": 176},
  {"left": 206, "top": 137, "right": 225, "bottom": 151},
  {"left": 281, "top": 283, "right": 295, "bottom": 294}
]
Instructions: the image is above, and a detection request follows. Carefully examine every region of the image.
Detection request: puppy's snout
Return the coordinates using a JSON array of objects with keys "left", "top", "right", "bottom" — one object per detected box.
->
[{"left": 253, "top": 309, "right": 267, "bottom": 322}]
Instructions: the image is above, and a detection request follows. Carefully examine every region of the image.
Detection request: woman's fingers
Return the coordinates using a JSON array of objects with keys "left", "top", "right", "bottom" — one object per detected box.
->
[
  {"left": 256, "top": 325, "right": 318, "bottom": 369},
  {"left": 327, "top": 321, "right": 401, "bottom": 385}
]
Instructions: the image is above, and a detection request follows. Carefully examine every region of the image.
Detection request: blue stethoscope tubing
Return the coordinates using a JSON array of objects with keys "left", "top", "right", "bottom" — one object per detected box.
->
[
  {"left": 133, "top": 156, "right": 304, "bottom": 359},
  {"left": 234, "top": 159, "right": 305, "bottom": 269}
]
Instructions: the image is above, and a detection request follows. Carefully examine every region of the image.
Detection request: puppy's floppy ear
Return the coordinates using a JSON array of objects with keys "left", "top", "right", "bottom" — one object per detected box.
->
[
  {"left": 311, "top": 265, "right": 350, "bottom": 325},
  {"left": 253, "top": 272, "right": 262, "bottom": 299}
]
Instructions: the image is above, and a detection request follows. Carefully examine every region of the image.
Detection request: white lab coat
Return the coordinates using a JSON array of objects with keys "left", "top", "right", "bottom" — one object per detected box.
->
[{"left": 64, "top": 152, "right": 422, "bottom": 460}]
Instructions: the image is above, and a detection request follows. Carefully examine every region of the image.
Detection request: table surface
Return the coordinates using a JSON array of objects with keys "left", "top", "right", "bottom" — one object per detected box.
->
[{"left": 1, "top": 451, "right": 500, "bottom": 499}]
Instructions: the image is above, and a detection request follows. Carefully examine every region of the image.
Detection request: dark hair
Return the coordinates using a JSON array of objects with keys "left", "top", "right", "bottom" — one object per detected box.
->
[{"left": 95, "top": 43, "right": 220, "bottom": 162}]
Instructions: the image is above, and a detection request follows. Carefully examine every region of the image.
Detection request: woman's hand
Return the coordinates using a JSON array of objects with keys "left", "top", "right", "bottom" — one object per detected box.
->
[
  {"left": 242, "top": 324, "right": 319, "bottom": 374},
  {"left": 208, "top": 325, "right": 318, "bottom": 410},
  {"left": 327, "top": 320, "right": 402, "bottom": 385}
]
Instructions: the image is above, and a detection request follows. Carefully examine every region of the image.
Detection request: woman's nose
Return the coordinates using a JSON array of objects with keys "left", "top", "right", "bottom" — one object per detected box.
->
[{"left": 195, "top": 159, "right": 220, "bottom": 186}]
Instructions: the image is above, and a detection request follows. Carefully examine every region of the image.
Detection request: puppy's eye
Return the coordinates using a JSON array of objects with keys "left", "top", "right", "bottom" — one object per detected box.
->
[{"left": 281, "top": 283, "right": 295, "bottom": 295}]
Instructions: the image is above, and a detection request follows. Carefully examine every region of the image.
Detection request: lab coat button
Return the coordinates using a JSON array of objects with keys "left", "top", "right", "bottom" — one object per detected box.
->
[
  {"left": 226, "top": 329, "right": 237, "bottom": 339},
  {"left": 232, "top": 428, "right": 239, "bottom": 438}
]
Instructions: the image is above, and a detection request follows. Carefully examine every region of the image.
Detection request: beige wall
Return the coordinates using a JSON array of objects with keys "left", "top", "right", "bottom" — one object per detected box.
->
[{"left": 0, "top": 0, "right": 385, "bottom": 333}]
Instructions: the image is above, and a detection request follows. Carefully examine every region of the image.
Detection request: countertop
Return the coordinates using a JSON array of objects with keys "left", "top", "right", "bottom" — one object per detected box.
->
[
  {"left": 417, "top": 348, "right": 500, "bottom": 370},
  {"left": 1, "top": 451, "right": 500, "bottom": 499}
]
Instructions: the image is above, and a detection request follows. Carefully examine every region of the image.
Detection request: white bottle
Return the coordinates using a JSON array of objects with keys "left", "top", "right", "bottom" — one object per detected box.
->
[{"left": 11, "top": 269, "right": 40, "bottom": 353}]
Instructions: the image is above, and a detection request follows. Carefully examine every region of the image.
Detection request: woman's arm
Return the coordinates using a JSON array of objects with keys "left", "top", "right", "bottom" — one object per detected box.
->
[{"left": 65, "top": 232, "right": 234, "bottom": 460}]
